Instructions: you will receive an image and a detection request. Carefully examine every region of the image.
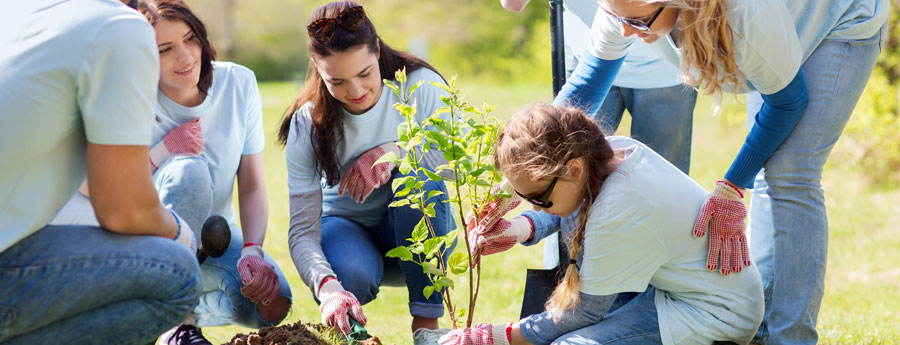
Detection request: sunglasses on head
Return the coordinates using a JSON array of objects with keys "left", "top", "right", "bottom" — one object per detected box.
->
[
  {"left": 306, "top": 6, "right": 366, "bottom": 43},
  {"left": 601, "top": 5, "right": 665, "bottom": 31},
  {"left": 515, "top": 176, "right": 559, "bottom": 209}
]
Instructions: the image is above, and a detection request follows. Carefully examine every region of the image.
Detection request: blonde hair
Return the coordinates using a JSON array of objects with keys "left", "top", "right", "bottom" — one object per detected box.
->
[
  {"left": 637, "top": 0, "right": 744, "bottom": 95},
  {"left": 494, "top": 105, "right": 617, "bottom": 316}
]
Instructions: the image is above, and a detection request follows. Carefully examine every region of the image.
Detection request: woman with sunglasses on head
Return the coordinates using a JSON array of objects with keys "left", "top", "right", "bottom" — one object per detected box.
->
[
  {"left": 278, "top": 1, "right": 456, "bottom": 343},
  {"left": 521, "top": 0, "right": 887, "bottom": 343},
  {"left": 440, "top": 104, "right": 763, "bottom": 345},
  {"left": 50, "top": 0, "right": 293, "bottom": 344}
]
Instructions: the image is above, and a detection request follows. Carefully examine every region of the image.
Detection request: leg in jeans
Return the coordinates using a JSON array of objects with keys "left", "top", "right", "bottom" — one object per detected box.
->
[
  {"left": 628, "top": 85, "right": 697, "bottom": 174},
  {"left": 154, "top": 156, "right": 214, "bottom": 235},
  {"left": 748, "top": 25, "right": 886, "bottom": 344},
  {"left": 377, "top": 169, "right": 455, "bottom": 321},
  {"left": 320, "top": 216, "right": 384, "bottom": 305},
  {"left": 0, "top": 225, "right": 202, "bottom": 345},
  {"left": 593, "top": 85, "right": 627, "bottom": 135},
  {"left": 193, "top": 227, "right": 292, "bottom": 328},
  {"left": 551, "top": 287, "right": 662, "bottom": 345}
]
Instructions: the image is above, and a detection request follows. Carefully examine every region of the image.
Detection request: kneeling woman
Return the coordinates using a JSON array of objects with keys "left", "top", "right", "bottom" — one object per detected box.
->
[
  {"left": 52, "top": 0, "right": 292, "bottom": 343},
  {"left": 278, "top": 1, "right": 455, "bottom": 343},
  {"left": 442, "top": 105, "right": 763, "bottom": 345}
]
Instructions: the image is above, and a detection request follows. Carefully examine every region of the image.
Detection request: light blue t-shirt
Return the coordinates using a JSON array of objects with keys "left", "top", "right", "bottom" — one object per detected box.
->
[
  {"left": 0, "top": 0, "right": 158, "bottom": 252},
  {"left": 588, "top": 0, "right": 888, "bottom": 94},
  {"left": 152, "top": 62, "right": 265, "bottom": 228},
  {"left": 580, "top": 136, "right": 763, "bottom": 345},
  {"left": 563, "top": 0, "right": 682, "bottom": 89},
  {"left": 285, "top": 68, "right": 447, "bottom": 227}
]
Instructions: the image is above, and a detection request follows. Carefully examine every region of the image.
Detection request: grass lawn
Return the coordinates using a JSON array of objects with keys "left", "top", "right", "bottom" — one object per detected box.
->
[{"left": 202, "top": 81, "right": 899, "bottom": 345}]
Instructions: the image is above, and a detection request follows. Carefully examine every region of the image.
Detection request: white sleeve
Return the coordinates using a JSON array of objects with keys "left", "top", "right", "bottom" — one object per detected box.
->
[
  {"left": 730, "top": 0, "right": 801, "bottom": 94},
  {"left": 241, "top": 68, "right": 265, "bottom": 155},
  {"left": 78, "top": 16, "right": 158, "bottom": 146},
  {"left": 587, "top": 9, "right": 636, "bottom": 60},
  {"left": 285, "top": 106, "right": 323, "bottom": 194}
]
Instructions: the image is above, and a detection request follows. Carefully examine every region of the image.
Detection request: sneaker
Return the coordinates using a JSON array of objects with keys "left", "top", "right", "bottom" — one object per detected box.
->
[
  {"left": 413, "top": 327, "right": 452, "bottom": 345},
  {"left": 158, "top": 324, "right": 213, "bottom": 345}
]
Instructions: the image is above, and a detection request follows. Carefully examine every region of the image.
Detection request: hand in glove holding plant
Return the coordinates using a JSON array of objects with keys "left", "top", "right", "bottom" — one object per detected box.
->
[
  {"left": 149, "top": 117, "right": 204, "bottom": 170},
  {"left": 338, "top": 142, "right": 403, "bottom": 203},
  {"left": 237, "top": 244, "right": 280, "bottom": 305},
  {"left": 439, "top": 323, "right": 513, "bottom": 345},
  {"left": 692, "top": 180, "right": 751, "bottom": 275},
  {"left": 318, "top": 277, "right": 367, "bottom": 335},
  {"left": 466, "top": 181, "right": 532, "bottom": 265}
]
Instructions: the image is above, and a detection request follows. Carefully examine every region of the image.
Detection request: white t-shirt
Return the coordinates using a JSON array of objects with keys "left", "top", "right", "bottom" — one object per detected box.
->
[
  {"left": 0, "top": 0, "right": 158, "bottom": 252},
  {"left": 152, "top": 62, "right": 265, "bottom": 228},
  {"left": 285, "top": 68, "right": 447, "bottom": 227},
  {"left": 563, "top": 0, "right": 682, "bottom": 89},
  {"left": 580, "top": 136, "right": 764, "bottom": 345},
  {"left": 588, "top": 0, "right": 888, "bottom": 94}
]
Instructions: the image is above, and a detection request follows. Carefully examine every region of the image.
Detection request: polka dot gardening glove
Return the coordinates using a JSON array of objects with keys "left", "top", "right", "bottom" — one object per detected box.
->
[
  {"left": 338, "top": 142, "right": 402, "bottom": 203},
  {"left": 438, "top": 323, "right": 511, "bottom": 345},
  {"left": 149, "top": 118, "right": 204, "bottom": 170},
  {"left": 237, "top": 245, "right": 280, "bottom": 305},
  {"left": 466, "top": 181, "right": 530, "bottom": 265},
  {"left": 692, "top": 180, "right": 752, "bottom": 276},
  {"left": 318, "top": 278, "right": 367, "bottom": 335}
]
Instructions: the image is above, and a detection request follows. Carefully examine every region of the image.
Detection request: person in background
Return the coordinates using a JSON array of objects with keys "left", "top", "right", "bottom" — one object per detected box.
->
[
  {"left": 278, "top": 1, "right": 457, "bottom": 344},
  {"left": 0, "top": 0, "right": 202, "bottom": 344},
  {"left": 440, "top": 104, "right": 763, "bottom": 345},
  {"left": 49, "top": 1, "right": 293, "bottom": 344},
  {"left": 547, "top": 0, "right": 888, "bottom": 343}
]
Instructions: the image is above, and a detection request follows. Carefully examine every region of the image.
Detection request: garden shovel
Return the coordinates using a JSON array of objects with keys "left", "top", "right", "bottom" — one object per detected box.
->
[
  {"left": 347, "top": 315, "right": 370, "bottom": 344},
  {"left": 519, "top": 0, "right": 568, "bottom": 319}
]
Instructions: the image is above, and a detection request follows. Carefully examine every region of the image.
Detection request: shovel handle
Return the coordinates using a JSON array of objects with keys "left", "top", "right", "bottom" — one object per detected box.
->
[{"left": 347, "top": 315, "right": 371, "bottom": 342}]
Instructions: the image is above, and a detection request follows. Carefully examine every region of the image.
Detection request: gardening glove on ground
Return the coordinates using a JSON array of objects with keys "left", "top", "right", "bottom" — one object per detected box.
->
[
  {"left": 237, "top": 244, "right": 280, "bottom": 305},
  {"left": 318, "top": 278, "right": 367, "bottom": 335},
  {"left": 338, "top": 142, "right": 403, "bottom": 203},
  {"left": 150, "top": 117, "right": 204, "bottom": 170},
  {"left": 692, "top": 180, "right": 751, "bottom": 275},
  {"left": 439, "top": 323, "right": 511, "bottom": 345},
  {"left": 171, "top": 210, "right": 196, "bottom": 253}
]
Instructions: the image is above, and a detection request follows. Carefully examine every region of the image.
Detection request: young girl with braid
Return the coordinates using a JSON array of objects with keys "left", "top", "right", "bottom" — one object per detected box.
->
[{"left": 440, "top": 104, "right": 763, "bottom": 345}]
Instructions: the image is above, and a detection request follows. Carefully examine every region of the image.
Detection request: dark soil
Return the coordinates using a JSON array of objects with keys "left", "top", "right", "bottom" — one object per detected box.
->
[{"left": 222, "top": 321, "right": 385, "bottom": 345}]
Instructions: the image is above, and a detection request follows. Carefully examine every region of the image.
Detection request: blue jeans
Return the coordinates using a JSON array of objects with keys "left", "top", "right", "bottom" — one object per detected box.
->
[
  {"left": 747, "top": 24, "right": 886, "bottom": 345},
  {"left": 0, "top": 225, "right": 202, "bottom": 345},
  {"left": 595, "top": 84, "right": 698, "bottom": 174},
  {"left": 155, "top": 156, "right": 292, "bottom": 328},
  {"left": 552, "top": 288, "right": 662, "bottom": 345},
  {"left": 320, "top": 169, "right": 455, "bottom": 319}
]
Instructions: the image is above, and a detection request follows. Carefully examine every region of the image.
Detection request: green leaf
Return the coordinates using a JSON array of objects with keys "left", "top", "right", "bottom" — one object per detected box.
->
[
  {"left": 422, "top": 261, "right": 442, "bottom": 276},
  {"left": 422, "top": 169, "right": 443, "bottom": 182},
  {"left": 457, "top": 308, "right": 467, "bottom": 318},
  {"left": 389, "top": 199, "right": 411, "bottom": 208},
  {"left": 384, "top": 80, "right": 401, "bottom": 98},
  {"left": 395, "top": 103, "right": 416, "bottom": 117},
  {"left": 423, "top": 285, "right": 434, "bottom": 299},
  {"left": 412, "top": 217, "right": 428, "bottom": 242},
  {"left": 423, "top": 203, "right": 436, "bottom": 218},
  {"left": 423, "top": 237, "right": 442, "bottom": 260},
  {"left": 385, "top": 246, "right": 413, "bottom": 262},
  {"left": 430, "top": 81, "right": 452, "bottom": 93},
  {"left": 443, "top": 229, "right": 458, "bottom": 248},
  {"left": 437, "top": 277, "right": 455, "bottom": 289},
  {"left": 426, "top": 190, "right": 445, "bottom": 200},
  {"left": 411, "top": 242, "right": 424, "bottom": 254},
  {"left": 373, "top": 152, "right": 399, "bottom": 168},
  {"left": 399, "top": 161, "right": 413, "bottom": 175},
  {"left": 408, "top": 80, "right": 425, "bottom": 96},
  {"left": 449, "top": 252, "right": 469, "bottom": 274},
  {"left": 392, "top": 175, "right": 415, "bottom": 193},
  {"left": 395, "top": 68, "right": 407, "bottom": 83}
]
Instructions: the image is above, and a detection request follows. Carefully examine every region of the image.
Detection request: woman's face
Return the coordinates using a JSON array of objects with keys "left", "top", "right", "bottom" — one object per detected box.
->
[
  {"left": 155, "top": 19, "right": 202, "bottom": 96},
  {"left": 507, "top": 160, "right": 587, "bottom": 219},
  {"left": 314, "top": 45, "right": 383, "bottom": 115},
  {"left": 600, "top": 0, "right": 679, "bottom": 44}
]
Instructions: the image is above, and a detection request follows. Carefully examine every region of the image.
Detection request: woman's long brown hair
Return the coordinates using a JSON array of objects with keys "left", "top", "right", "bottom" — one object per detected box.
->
[{"left": 277, "top": 0, "right": 440, "bottom": 186}]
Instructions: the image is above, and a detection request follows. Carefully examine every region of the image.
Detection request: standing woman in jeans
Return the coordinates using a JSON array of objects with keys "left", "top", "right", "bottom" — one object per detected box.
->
[
  {"left": 278, "top": 1, "right": 455, "bottom": 344},
  {"left": 542, "top": 0, "right": 888, "bottom": 343}
]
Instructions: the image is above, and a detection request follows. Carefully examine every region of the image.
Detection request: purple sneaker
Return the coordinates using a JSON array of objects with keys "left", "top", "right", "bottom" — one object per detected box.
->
[{"left": 159, "top": 324, "right": 213, "bottom": 345}]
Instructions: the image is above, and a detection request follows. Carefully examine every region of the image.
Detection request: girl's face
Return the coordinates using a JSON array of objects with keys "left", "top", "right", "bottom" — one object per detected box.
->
[
  {"left": 314, "top": 45, "right": 383, "bottom": 115},
  {"left": 600, "top": 0, "right": 679, "bottom": 44},
  {"left": 507, "top": 159, "right": 587, "bottom": 219},
  {"left": 155, "top": 19, "right": 202, "bottom": 96}
]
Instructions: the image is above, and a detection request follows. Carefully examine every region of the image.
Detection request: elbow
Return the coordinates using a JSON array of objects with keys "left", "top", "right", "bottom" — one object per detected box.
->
[
  {"left": 95, "top": 211, "right": 134, "bottom": 234},
  {"left": 501, "top": 0, "right": 527, "bottom": 12}
]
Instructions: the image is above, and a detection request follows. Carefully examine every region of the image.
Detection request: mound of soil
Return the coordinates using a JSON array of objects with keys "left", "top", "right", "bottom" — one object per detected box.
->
[{"left": 223, "top": 321, "right": 384, "bottom": 345}]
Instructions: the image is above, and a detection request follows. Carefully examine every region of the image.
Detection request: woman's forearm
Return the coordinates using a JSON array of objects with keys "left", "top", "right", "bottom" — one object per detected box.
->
[{"left": 237, "top": 153, "right": 268, "bottom": 245}]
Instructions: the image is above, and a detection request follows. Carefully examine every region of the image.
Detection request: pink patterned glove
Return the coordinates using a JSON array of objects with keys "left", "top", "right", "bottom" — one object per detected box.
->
[
  {"left": 466, "top": 182, "right": 529, "bottom": 265},
  {"left": 438, "top": 323, "right": 511, "bottom": 345},
  {"left": 149, "top": 118, "right": 204, "bottom": 170},
  {"left": 237, "top": 244, "right": 280, "bottom": 305},
  {"left": 338, "top": 142, "right": 402, "bottom": 203},
  {"left": 692, "top": 180, "right": 751, "bottom": 276},
  {"left": 318, "top": 278, "right": 367, "bottom": 335}
]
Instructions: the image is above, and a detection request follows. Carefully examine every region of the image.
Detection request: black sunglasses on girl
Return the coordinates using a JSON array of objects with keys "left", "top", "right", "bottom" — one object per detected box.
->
[
  {"left": 306, "top": 6, "right": 366, "bottom": 43},
  {"left": 601, "top": 5, "right": 665, "bottom": 31},
  {"left": 515, "top": 176, "right": 559, "bottom": 208}
]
